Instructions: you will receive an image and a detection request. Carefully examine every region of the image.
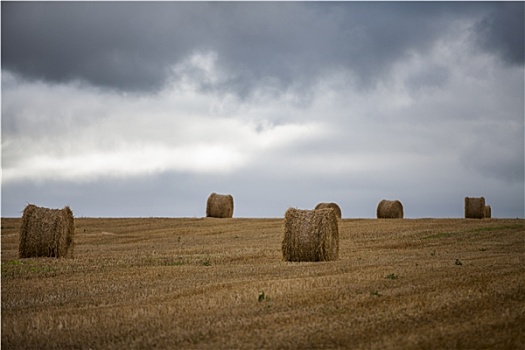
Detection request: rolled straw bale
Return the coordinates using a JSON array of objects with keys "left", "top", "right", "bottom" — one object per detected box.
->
[
  {"left": 315, "top": 202, "right": 342, "bottom": 219},
  {"left": 376, "top": 199, "right": 404, "bottom": 219},
  {"left": 282, "top": 208, "right": 339, "bottom": 262},
  {"left": 464, "top": 197, "right": 485, "bottom": 219},
  {"left": 206, "top": 193, "right": 234, "bottom": 218},
  {"left": 19, "top": 204, "right": 75, "bottom": 258},
  {"left": 484, "top": 205, "right": 492, "bottom": 219}
]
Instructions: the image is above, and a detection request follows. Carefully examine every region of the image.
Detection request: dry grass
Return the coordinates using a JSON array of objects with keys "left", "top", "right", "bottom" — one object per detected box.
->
[{"left": 2, "top": 217, "right": 524, "bottom": 349}]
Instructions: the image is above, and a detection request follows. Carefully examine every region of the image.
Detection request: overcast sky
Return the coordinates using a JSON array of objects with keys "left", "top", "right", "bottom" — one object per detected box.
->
[{"left": 2, "top": 1, "right": 524, "bottom": 218}]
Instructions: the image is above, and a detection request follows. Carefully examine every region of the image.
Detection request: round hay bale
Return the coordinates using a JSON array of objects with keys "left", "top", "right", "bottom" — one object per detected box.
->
[
  {"left": 19, "top": 204, "right": 75, "bottom": 258},
  {"left": 282, "top": 208, "right": 339, "bottom": 262},
  {"left": 376, "top": 199, "right": 404, "bottom": 219},
  {"left": 464, "top": 197, "right": 485, "bottom": 219},
  {"left": 484, "top": 205, "right": 492, "bottom": 219},
  {"left": 314, "top": 202, "right": 342, "bottom": 219},
  {"left": 206, "top": 193, "right": 234, "bottom": 218}
]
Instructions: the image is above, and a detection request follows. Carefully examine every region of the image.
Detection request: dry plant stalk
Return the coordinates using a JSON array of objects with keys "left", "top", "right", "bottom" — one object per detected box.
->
[
  {"left": 282, "top": 208, "right": 339, "bottom": 262},
  {"left": 464, "top": 197, "right": 485, "bottom": 219},
  {"left": 376, "top": 199, "right": 404, "bottom": 219},
  {"left": 206, "top": 193, "right": 234, "bottom": 218},
  {"left": 484, "top": 205, "right": 492, "bottom": 219},
  {"left": 19, "top": 204, "right": 75, "bottom": 258},
  {"left": 314, "top": 202, "right": 342, "bottom": 219}
]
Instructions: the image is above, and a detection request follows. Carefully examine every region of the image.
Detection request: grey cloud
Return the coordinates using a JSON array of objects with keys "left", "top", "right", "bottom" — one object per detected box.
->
[
  {"left": 474, "top": 2, "right": 525, "bottom": 65},
  {"left": 459, "top": 126, "right": 525, "bottom": 184},
  {"left": 4, "top": 156, "right": 523, "bottom": 219},
  {"left": 2, "top": 2, "right": 199, "bottom": 92},
  {"left": 2, "top": 2, "right": 513, "bottom": 96},
  {"left": 404, "top": 64, "right": 450, "bottom": 94},
  {"left": 2, "top": 2, "right": 523, "bottom": 219}
]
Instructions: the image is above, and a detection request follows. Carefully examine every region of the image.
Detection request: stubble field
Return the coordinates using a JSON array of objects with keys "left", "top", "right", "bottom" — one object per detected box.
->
[{"left": 1, "top": 217, "right": 524, "bottom": 349}]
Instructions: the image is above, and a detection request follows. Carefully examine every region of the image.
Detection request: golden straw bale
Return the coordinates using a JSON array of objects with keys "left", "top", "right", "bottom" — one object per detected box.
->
[
  {"left": 19, "top": 204, "right": 75, "bottom": 258},
  {"left": 484, "top": 205, "right": 492, "bottom": 219},
  {"left": 464, "top": 197, "right": 485, "bottom": 219},
  {"left": 376, "top": 199, "right": 404, "bottom": 219},
  {"left": 282, "top": 208, "right": 339, "bottom": 262},
  {"left": 315, "top": 202, "right": 342, "bottom": 219},
  {"left": 206, "top": 193, "right": 234, "bottom": 218}
]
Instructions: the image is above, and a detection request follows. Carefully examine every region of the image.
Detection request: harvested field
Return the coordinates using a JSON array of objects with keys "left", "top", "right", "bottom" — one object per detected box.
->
[{"left": 2, "top": 217, "right": 524, "bottom": 349}]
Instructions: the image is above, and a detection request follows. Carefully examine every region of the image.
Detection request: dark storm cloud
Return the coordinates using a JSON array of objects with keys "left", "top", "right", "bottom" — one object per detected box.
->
[
  {"left": 2, "top": 2, "right": 194, "bottom": 92},
  {"left": 3, "top": 2, "right": 518, "bottom": 95},
  {"left": 474, "top": 2, "right": 525, "bottom": 65}
]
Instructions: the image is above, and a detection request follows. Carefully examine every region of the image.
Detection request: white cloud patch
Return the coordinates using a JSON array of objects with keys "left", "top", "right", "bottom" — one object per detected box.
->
[{"left": 1, "top": 66, "right": 326, "bottom": 183}]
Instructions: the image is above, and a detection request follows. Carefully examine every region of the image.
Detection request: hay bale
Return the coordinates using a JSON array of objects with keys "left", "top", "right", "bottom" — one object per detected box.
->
[
  {"left": 314, "top": 202, "right": 342, "bottom": 219},
  {"left": 464, "top": 197, "right": 485, "bottom": 219},
  {"left": 206, "top": 193, "right": 234, "bottom": 218},
  {"left": 282, "top": 208, "right": 339, "bottom": 262},
  {"left": 19, "top": 204, "right": 75, "bottom": 258},
  {"left": 376, "top": 199, "right": 404, "bottom": 219},
  {"left": 484, "top": 205, "right": 492, "bottom": 219}
]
